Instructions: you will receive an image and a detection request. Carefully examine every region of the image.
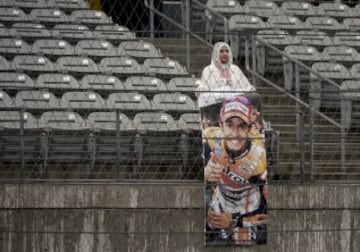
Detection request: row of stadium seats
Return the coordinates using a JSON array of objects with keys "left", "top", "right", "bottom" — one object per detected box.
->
[
  {"left": 0, "top": 23, "right": 136, "bottom": 44},
  {"left": 207, "top": 0, "right": 360, "bottom": 20},
  {"left": 0, "top": 38, "right": 162, "bottom": 62},
  {"left": 0, "top": 0, "right": 89, "bottom": 13},
  {"left": 0, "top": 73, "right": 198, "bottom": 96},
  {"left": 0, "top": 55, "right": 189, "bottom": 79},
  {"left": 0, "top": 90, "right": 198, "bottom": 117}
]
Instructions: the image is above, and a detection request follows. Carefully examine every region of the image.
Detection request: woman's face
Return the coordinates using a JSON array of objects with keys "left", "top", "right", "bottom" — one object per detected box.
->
[
  {"left": 219, "top": 46, "right": 229, "bottom": 64},
  {"left": 222, "top": 117, "right": 250, "bottom": 151}
]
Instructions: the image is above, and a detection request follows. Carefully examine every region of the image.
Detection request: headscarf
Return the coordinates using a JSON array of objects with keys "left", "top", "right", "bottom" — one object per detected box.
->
[{"left": 211, "top": 42, "right": 233, "bottom": 85}]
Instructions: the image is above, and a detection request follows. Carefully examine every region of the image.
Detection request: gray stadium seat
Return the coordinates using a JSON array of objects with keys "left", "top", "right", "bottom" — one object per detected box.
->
[
  {"left": 280, "top": 1, "right": 319, "bottom": 21},
  {"left": 60, "top": 91, "right": 106, "bottom": 111},
  {"left": 333, "top": 32, "right": 360, "bottom": 50},
  {"left": 30, "top": 9, "right": 71, "bottom": 28},
  {"left": 0, "top": 72, "right": 34, "bottom": 92},
  {"left": 32, "top": 39, "right": 74, "bottom": 60},
  {"left": 0, "top": 55, "right": 10, "bottom": 71},
  {"left": 81, "top": 74, "right": 124, "bottom": 93},
  {"left": 52, "top": 24, "right": 94, "bottom": 42},
  {"left": 100, "top": 57, "right": 143, "bottom": 76},
  {"left": 296, "top": 30, "right": 335, "bottom": 50},
  {"left": 0, "top": 90, "right": 14, "bottom": 108},
  {"left": 256, "top": 30, "right": 301, "bottom": 75},
  {"left": 36, "top": 73, "right": 80, "bottom": 92},
  {"left": 48, "top": 0, "right": 89, "bottom": 13},
  {"left": 0, "top": 111, "right": 40, "bottom": 165},
  {"left": 10, "top": 23, "right": 52, "bottom": 42},
  {"left": 178, "top": 112, "right": 201, "bottom": 132},
  {"left": 151, "top": 93, "right": 196, "bottom": 116},
  {"left": 71, "top": 10, "right": 112, "bottom": 28},
  {"left": 143, "top": 58, "right": 188, "bottom": 78},
  {"left": 132, "top": 111, "right": 183, "bottom": 179},
  {"left": 350, "top": 63, "right": 360, "bottom": 78},
  {"left": 12, "top": 55, "right": 54, "bottom": 74},
  {"left": 75, "top": 40, "right": 117, "bottom": 60},
  {"left": 93, "top": 25, "right": 136, "bottom": 44},
  {"left": 56, "top": 56, "right": 99, "bottom": 76},
  {"left": 267, "top": 15, "right": 307, "bottom": 33},
  {"left": 343, "top": 18, "right": 360, "bottom": 31},
  {"left": 12, "top": 0, "right": 49, "bottom": 11},
  {"left": 283, "top": 45, "right": 323, "bottom": 91},
  {"left": 243, "top": 0, "right": 282, "bottom": 18},
  {"left": 15, "top": 90, "right": 59, "bottom": 112},
  {"left": 0, "top": 0, "right": 10, "bottom": 8},
  {"left": 310, "top": 62, "right": 352, "bottom": 110},
  {"left": 86, "top": 111, "right": 136, "bottom": 173},
  {"left": 318, "top": 3, "right": 356, "bottom": 20},
  {"left": 305, "top": 17, "right": 344, "bottom": 34},
  {"left": 340, "top": 80, "right": 360, "bottom": 130},
  {"left": 206, "top": 0, "right": 243, "bottom": 16},
  {"left": 38, "top": 111, "right": 88, "bottom": 174},
  {"left": 106, "top": 92, "right": 152, "bottom": 113},
  {"left": 0, "top": 24, "right": 10, "bottom": 38},
  {"left": 0, "top": 38, "right": 31, "bottom": 59},
  {"left": 123, "top": 76, "right": 167, "bottom": 94},
  {"left": 0, "top": 7, "right": 29, "bottom": 25},
  {"left": 322, "top": 46, "right": 360, "bottom": 67},
  {"left": 118, "top": 41, "right": 162, "bottom": 61},
  {"left": 167, "top": 77, "right": 199, "bottom": 96}
]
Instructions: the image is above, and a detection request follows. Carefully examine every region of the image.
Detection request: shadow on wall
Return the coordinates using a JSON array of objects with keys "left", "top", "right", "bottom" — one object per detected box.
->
[{"left": 101, "top": 0, "right": 163, "bottom": 37}]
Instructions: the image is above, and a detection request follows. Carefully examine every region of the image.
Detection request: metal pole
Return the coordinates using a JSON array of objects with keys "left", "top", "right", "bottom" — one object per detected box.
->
[
  {"left": 340, "top": 97, "right": 346, "bottom": 171},
  {"left": 295, "top": 64, "right": 301, "bottom": 140},
  {"left": 185, "top": 0, "right": 191, "bottom": 70},
  {"left": 149, "top": 0, "right": 154, "bottom": 39},
  {"left": 115, "top": 109, "right": 120, "bottom": 179},
  {"left": 19, "top": 109, "right": 25, "bottom": 181},
  {"left": 309, "top": 95, "right": 314, "bottom": 182}
]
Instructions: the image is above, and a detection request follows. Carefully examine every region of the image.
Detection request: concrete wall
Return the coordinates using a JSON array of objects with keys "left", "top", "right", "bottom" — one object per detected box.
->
[{"left": 0, "top": 183, "right": 359, "bottom": 252}]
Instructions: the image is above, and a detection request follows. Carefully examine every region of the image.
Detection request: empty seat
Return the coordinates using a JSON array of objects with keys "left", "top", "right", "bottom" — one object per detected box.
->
[
  {"left": 0, "top": 72, "right": 34, "bottom": 92},
  {"left": 0, "top": 0, "right": 11, "bottom": 8},
  {"left": 30, "top": 9, "right": 71, "bottom": 28},
  {"left": 60, "top": 91, "right": 106, "bottom": 111},
  {"left": 48, "top": 0, "right": 88, "bottom": 13},
  {"left": 10, "top": 23, "right": 52, "bottom": 42},
  {"left": 36, "top": 73, "right": 80, "bottom": 92},
  {"left": 32, "top": 39, "right": 74, "bottom": 60},
  {"left": 123, "top": 76, "right": 167, "bottom": 94},
  {"left": 178, "top": 112, "right": 201, "bottom": 132},
  {"left": 0, "top": 24, "right": 10, "bottom": 38},
  {"left": 75, "top": 40, "right": 117, "bottom": 60},
  {"left": 81, "top": 74, "right": 124, "bottom": 92},
  {"left": 133, "top": 111, "right": 183, "bottom": 179},
  {"left": 12, "top": 55, "right": 54, "bottom": 74},
  {"left": 281, "top": 1, "right": 319, "bottom": 21},
  {"left": 296, "top": 30, "right": 335, "bottom": 49},
  {"left": 318, "top": 2, "right": 356, "bottom": 20},
  {"left": 0, "top": 111, "right": 40, "bottom": 166},
  {"left": 283, "top": 45, "right": 323, "bottom": 91},
  {"left": 93, "top": 25, "right": 136, "bottom": 44},
  {"left": 243, "top": 0, "right": 282, "bottom": 18},
  {"left": 12, "top": 0, "right": 49, "bottom": 11},
  {"left": 206, "top": 0, "right": 243, "bottom": 16},
  {"left": 15, "top": 90, "right": 59, "bottom": 111},
  {"left": 267, "top": 15, "right": 307, "bottom": 33},
  {"left": 0, "top": 7, "right": 29, "bottom": 26},
  {"left": 343, "top": 18, "right": 360, "bottom": 31},
  {"left": 0, "top": 55, "right": 10, "bottom": 71},
  {"left": 305, "top": 17, "right": 344, "bottom": 34},
  {"left": 256, "top": 30, "right": 301, "bottom": 75},
  {"left": 87, "top": 111, "right": 133, "bottom": 131},
  {"left": 151, "top": 93, "right": 196, "bottom": 117},
  {"left": 322, "top": 46, "right": 360, "bottom": 66},
  {"left": 71, "top": 10, "right": 112, "bottom": 28},
  {"left": 106, "top": 92, "right": 152, "bottom": 114},
  {"left": 0, "top": 90, "right": 13, "bottom": 108},
  {"left": 333, "top": 32, "right": 360, "bottom": 50},
  {"left": 167, "top": 77, "right": 199, "bottom": 95},
  {"left": 118, "top": 41, "right": 162, "bottom": 61},
  {"left": 56, "top": 56, "right": 99, "bottom": 76},
  {"left": 350, "top": 63, "right": 360, "bottom": 78},
  {"left": 0, "top": 38, "right": 31, "bottom": 59},
  {"left": 143, "top": 58, "right": 188, "bottom": 78},
  {"left": 52, "top": 24, "right": 94, "bottom": 42},
  {"left": 310, "top": 62, "right": 351, "bottom": 110},
  {"left": 100, "top": 57, "right": 143, "bottom": 76}
]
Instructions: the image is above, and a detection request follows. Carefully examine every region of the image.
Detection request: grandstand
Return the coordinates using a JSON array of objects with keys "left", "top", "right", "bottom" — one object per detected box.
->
[{"left": 0, "top": 0, "right": 359, "bottom": 251}]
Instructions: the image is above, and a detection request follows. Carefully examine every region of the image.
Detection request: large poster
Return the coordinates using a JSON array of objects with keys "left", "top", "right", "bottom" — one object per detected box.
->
[{"left": 200, "top": 92, "right": 268, "bottom": 246}]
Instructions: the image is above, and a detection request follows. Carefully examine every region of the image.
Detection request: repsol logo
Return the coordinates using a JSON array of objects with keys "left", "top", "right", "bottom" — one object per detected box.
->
[{"left": 222, "top": 167, "right": 249, "bottom": 184}]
